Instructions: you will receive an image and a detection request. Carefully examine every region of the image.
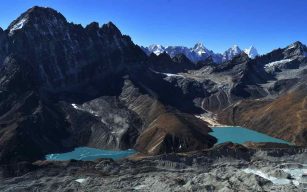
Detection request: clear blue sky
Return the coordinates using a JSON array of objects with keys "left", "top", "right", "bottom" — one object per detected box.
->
[{"left": 0, "top": 0, "right": 306, "bottom": 54}]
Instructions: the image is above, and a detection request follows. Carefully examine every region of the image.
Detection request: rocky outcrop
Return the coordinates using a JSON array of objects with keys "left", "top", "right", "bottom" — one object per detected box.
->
[
  {"left": 60, "top": 96, "right": 142, "bottom": 150},
  {"left": 0, "top": 28, "right": 7, "bottom": 64},
  {"left": 135, "top": 112, "right": 215, "bottom": 155},
  {"left": 146, "top": 52, "right": 196, "bottom": 73},
  {"left": 119, "top": 78, "right": 216, "bottom": 155}
]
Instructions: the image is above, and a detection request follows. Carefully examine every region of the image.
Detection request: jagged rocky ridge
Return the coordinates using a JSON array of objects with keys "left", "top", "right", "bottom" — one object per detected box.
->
[{"left": 0, "top": 7, "right": 217, "bottom": 164}]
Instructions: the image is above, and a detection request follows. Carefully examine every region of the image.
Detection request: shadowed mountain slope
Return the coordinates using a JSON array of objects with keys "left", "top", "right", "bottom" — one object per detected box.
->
[{"left": 0, "top": 7, "right": 216, "bottom": 163}]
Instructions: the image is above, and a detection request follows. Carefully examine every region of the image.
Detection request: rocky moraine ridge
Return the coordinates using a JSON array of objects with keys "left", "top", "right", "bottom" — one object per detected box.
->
[
  {"left": 0, "top": 6, "right": 306, "bottom": 191},
  {"left": 1, "top": 143, "right": 307, "bottom": 191}
]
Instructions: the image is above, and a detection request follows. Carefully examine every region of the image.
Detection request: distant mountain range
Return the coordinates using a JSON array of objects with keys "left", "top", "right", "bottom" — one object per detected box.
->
[{"left": 142, "top": 43, "right": 259, "bottom": 63}]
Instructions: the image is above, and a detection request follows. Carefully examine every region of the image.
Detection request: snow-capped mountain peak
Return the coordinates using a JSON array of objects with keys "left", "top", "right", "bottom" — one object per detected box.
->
[
  {"left": 244, "top": 46, "right": 258, "bottom": 59},
  {"left": 147, "top": 44, "right": 165, "bottom": 55},
  {"left": 222, "top": 45, "right": 242, "bottom": 62},
  {"left": 193, "top": 42, "right": 205, "bottom": 50},
  {"left": 143, "top": 43, "right": 258, "bottom": 63},
  {"left": 7, "top": 6, "right": 68, "bottom": 37},
  {"left": 191, "top": 43, "right": 213, "bottom": 57},
  {"left": 192, "top": 43, "right": 210, "bottom": 56},
  {"left": 230, "top": 45, "right": 242, "bottom": 54},
  {"left": 144, "top": 43, "right": 218, "bottom": 63}
]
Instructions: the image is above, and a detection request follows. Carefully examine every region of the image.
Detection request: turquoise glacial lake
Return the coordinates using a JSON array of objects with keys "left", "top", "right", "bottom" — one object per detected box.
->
[
  {"left": 46, "top": 126, "right": 290, "bottom": 161},
  {"left": 210, "top": 126, "right": 290, "bottom": 144},
  {"left": 45, "top": 147, "right": 136, "bottom": 161}
]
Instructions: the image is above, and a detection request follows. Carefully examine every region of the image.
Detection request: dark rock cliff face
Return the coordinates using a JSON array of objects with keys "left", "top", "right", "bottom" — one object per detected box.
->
[
  {"left": 0, "top": 7, "right": 217, "bottom": 164},
  {"left": 146, "top": 52, "right": 196, "bottom": 73},
  {"left": 5, "top": 7, "right": 147, "bottom": 97}
]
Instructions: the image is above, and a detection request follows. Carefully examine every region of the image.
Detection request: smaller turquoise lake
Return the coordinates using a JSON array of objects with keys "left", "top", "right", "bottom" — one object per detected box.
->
[
  {"left": 45, "top": 147, "right": 136, "bottom": 161},
  {"left": 210, "top": 126, "right": 290, "bottom": 144}
]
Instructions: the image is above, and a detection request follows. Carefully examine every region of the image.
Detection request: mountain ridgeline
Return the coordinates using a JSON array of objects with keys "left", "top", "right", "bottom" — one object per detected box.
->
[
  {"left": 0, "top": 6, "right": 306, "bottom": 164},
  {"left": 142, "top": 43, "right": 259, "bottom": 63}
]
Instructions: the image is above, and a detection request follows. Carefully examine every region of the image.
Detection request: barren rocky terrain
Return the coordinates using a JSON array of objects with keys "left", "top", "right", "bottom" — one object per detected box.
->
[{"left": 1, "top": 143, "right": 306, "bottom": 192}]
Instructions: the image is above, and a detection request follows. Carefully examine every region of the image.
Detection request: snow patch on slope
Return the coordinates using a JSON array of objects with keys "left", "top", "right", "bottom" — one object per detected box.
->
[
  {"left": 287, "top": 44, "right": 296, "bottom": 50},
  {"left": 163, "top": 73, "right": 184, "bottom": 78},
  {"left": 243, "top": 168, "right": 290, "bottom": 185},
  {"left": 193, "top": 43, "right": 208, "bottom": 56},
  {"left": 71, "top": 103, "right": 81, "bottom": 110},
  {"left": 244, "top": 46, "right": 259, "bottom": 59},
  {"left": 71, "top": 103, "right": 99, "bottom": 117},
  {"left": 243, "top": 167, "right": 307, "bottom": 186},
  {"left": 75, "top": 178, "right": 88, "bottom": 184},
  {"left": 9, "top": 18, "right": 28, "bottom": 35},
  {"left": 264, "top": 59, "right": 294, "bottom": 71}
]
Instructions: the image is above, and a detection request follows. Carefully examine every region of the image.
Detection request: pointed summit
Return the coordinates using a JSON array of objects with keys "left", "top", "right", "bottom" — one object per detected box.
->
[
  {"left": 147, "top": 44, "right": 165, "bottom": 55},
  {"left": 222, "top": 45, "right": 242, "bottom": 62},
  {"left": 286, "top": 41, "right": 304, "bottom": 50},
  {"left": 292, "top": 41, "right": 303, "bottom": 47},
  {"left": 172, "top": 53, "right": 193, "bottom": 65},
  {"left": 192, "top": 42, "right": 211, "bottom": 57},
  {"left": 8, "top": 6, "right": 67, "bottom": 36},
  {"left": 193, "top": 42, "right": 205, "bottom": 50},
  {"left": 144, "top": 43, "right": 221, "bottom": 63},
  {"left": 101, "top": 22, "right": 122, "bottom": 36},
  {"left": 284, "top": 41, "right": 307, "bottom": 57},
  {"left": 231, "top": 45, "right": 242, "bottom": 53},
  {"left": 85, "top": 22, "right": 100, "bottom": 31},
  {"left": 244, "top": 46, "right": 258, "bottom": 59}
]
